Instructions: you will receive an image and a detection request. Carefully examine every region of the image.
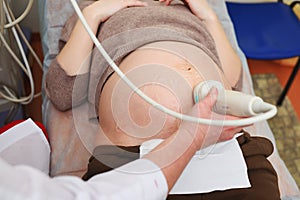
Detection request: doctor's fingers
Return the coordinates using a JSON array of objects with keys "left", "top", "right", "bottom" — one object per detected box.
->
[
  {"left": 210, "top": 115, "right": 251, "bottom": 142},
  {"left": 196, "top": 125, "right": 242, "bottom": 149},
  {"left": 217, "top": 126, "right": 244, "bottom": 142}
]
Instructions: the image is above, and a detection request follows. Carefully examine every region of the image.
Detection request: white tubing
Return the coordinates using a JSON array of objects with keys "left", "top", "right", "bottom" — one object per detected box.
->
[
  {"left": 69, "top": 0, "right": 277, "bottom": 126},
  {"left": 4, "top": 0, "right": 34, "bottom": 29},
  {"left": 0, "top": 1, "right": 34, "bottom": 104}
]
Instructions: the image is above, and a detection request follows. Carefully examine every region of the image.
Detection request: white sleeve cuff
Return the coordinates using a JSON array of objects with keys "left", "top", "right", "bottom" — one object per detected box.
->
[{"left": 89, "top": 158, "right": 168, "bottom": 200}]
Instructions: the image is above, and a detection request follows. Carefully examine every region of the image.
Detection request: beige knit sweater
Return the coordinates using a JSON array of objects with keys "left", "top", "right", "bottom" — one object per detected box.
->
[{"left": 45, "top": 0, "right": 220, "bottom": 120}]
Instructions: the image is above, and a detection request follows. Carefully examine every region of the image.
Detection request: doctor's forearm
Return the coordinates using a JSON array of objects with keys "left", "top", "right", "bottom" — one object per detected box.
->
[{"left": 144, "top": 129, "right": 199, "bottom": 191}]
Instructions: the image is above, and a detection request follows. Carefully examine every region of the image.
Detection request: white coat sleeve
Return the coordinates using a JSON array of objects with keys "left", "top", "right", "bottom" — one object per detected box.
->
[{"left": 0, "top": 158, "right": 168, "bottom": 200}]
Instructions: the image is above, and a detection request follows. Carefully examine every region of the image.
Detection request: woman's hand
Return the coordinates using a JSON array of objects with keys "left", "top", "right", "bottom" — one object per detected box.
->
[
  {"left": 159, "top": 0, "right": 217, "bottom": 21},
  {"left": 57, "top": 0, "right": 147, "bottom": 76},
  {"left": 83, "top": 0, "right": 148, "bottom": 24},
  {"left": 180, "top": 87, "right": 250, "bottom": 149}
]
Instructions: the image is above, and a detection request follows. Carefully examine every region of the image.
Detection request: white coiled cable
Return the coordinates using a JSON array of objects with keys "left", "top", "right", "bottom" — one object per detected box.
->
[
  {"left": 69, "top": 0, "right": 277, "bottom": 126},
  {"left": 0, "top": 0, "right": 42, "bottom": 105}
]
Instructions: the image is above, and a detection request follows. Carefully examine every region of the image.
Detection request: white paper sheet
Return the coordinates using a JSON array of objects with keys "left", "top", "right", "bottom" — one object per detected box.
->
[
  {"left": 0, "top": 118, "right": 50, "bottom": 173},
  {"left": 140, "top": 134, "right": 251, "bottom": 194}
]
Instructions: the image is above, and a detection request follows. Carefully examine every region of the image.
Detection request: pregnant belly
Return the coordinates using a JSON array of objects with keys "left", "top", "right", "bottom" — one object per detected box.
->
[{"left": 98, "top": 41, "right": 231, "bottom": 146}]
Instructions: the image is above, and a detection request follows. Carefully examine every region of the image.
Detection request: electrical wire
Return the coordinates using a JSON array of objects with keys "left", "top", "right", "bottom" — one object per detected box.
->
[
  {"left": 0, "top": 0, "right": 34, "bottom": 104},
  {"left": 3, "top": 0, "right": 34, "bottom": 29},
  {"left": 6, "top": 2, "right": 43, "bottom": 70},
  {"left": 0, "top": 0, "right": 42, "bottom": 105},
  {"left": 0, "top": 31, "right": 30, "bottom": 76},
  {"left": 0, "top": 0, "right": 4, "bottom": 37},
  {"left": 69, "top": 0, "right": 277, "bottom": 126}
]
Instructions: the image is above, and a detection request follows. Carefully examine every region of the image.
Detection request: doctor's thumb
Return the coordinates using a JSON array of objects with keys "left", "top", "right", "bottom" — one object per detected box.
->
[{"left": 201, "top": 87, "right": 218, "bottom": 109}]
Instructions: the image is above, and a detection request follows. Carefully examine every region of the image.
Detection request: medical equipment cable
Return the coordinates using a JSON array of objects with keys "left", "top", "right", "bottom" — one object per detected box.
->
[
  {"left": 0, "top": 31, "right": 29, "bottom": 76},
  {"left": 0, "top": 0, "right": 42, "bottom": 105},
  {"left": 70, "top": 0, "right": 277, "bottom": 126},
  {"left": 6, "top": 2, "right": 43, "bottom": 70},
  {"left": 0, "top": 0, "right": 34, "bottom": 104},
  {"left": 0, "top": 0, "right": 4, "bottom": 37},
  {"left": 2, "top": 0, "right": 43, "bottom": 72},
  {"left": 3, "top": 0, "right": 33, "bottom": 29}
]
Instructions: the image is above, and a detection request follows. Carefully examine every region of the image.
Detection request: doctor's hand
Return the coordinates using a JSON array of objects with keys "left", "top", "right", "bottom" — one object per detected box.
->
[
  {"left": 145, "top": 87, "right": 250, "bottom": 191},
  {"left": 180, "top": 87, "right": 250, "bottom": 149},
  {"left": 83, "top": 0, "right": 148, "bottom": 24}
]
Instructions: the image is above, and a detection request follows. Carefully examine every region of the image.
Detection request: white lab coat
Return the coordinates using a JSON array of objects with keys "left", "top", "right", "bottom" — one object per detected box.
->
[{"left": 0, "top": 158, "right": 168, "bottom": 200}]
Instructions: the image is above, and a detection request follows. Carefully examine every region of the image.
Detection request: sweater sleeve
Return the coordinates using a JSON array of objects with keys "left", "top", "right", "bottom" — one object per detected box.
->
[
  {"left": 45, "top": 58, "right": 89, "bottom": 111},
  {"left": 45, "top": 1, "right": 94, "bottom": 111}
]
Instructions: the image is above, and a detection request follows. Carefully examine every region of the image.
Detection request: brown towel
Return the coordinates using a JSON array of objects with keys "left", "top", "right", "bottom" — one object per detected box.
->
[{"left": 83, "top": 132, "right": 280, "bottom": 200}]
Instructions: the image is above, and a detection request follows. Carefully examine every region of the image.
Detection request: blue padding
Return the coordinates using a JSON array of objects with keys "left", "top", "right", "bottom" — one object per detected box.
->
[{"left": 226, "top": 2, "right": 300, "bottom": 59}]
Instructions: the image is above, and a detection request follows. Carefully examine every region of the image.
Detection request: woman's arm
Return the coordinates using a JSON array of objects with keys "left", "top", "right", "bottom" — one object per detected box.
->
[
  {"left": 45, "top": 0, "right": 148, "bottom": 111},
  {"left": 57, "top": 0, "right": 148, "bottom": 76},
  {"left": 199, "top": 10, "right": 243, "bottom": 89}
]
